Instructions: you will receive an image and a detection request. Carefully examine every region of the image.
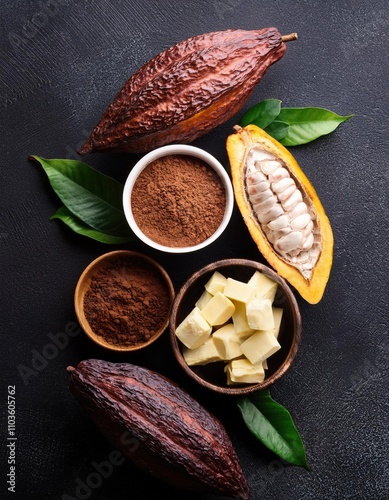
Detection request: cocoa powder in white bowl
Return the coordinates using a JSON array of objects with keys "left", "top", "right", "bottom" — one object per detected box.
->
[{"left": 122, "top": 145, "right": 234, "bottom": 253}]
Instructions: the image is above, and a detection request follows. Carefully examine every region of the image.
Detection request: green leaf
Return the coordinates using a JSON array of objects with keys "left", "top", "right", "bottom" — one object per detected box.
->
[
  {"left": 264, "top": 120, "right": 290, "bottom": 141},
  {"left": 237, "top": 390, "right": 310, "bottom": 469},
  {"left": 276, "top": 107, "right": 353, "bottom": 146},
  {"left": 240, "top": 99, "right": 282, "bottom": 129},
  {"left": 51, "top": 206, "right": 134, "bottom": 244},
  {"left": 30, "top": 156, "right": 132, "bottom": 237}
]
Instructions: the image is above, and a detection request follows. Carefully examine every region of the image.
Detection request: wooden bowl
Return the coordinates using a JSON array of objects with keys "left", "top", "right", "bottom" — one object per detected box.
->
[
  {"left": 169, "top": 259, "right": 301, "bottom": 395},
  {"left": 75, "top": 250, "right": 175, "bottom": 352}
]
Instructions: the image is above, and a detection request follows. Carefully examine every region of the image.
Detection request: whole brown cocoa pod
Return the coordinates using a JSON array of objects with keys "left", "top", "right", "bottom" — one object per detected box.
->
[
  {"left": 79, "top": 28, "right": 296, "bottom": 154},
  {"left": 68, "top": 359, "right": 249, "bottom": 499}
]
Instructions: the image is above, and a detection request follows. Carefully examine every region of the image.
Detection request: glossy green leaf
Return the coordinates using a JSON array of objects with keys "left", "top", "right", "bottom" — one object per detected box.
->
[
  {"left": 237, "top": 390, "right": 309, "bottom": 469},
  {"left": 51, "top": 206, "right": 134, "bottom": 244},
  {"left": 276, "top": 107, "right": 354, "bottom": 146},
  {"left": 240, "top": 99, "right": 282, "bottom": 129},
  {"left": 30, "top": 156, "right": 132, "bottom": 237},
  {"left": 264, "top": 120, "right": 290, "bottom": 141}
]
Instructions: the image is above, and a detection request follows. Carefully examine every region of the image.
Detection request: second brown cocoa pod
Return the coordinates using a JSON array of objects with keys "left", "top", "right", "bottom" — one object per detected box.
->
[
  {"left": 79, "top": 28, "right": 296, "bottom": 155},
  {"left": 68, "top": 359, "right": 249, "bottom": 499}
]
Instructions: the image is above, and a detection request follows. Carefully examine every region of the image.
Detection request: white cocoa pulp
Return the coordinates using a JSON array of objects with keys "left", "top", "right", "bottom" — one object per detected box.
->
[{"left": 244, "top": 146, "right": 322, "bottom": 279}]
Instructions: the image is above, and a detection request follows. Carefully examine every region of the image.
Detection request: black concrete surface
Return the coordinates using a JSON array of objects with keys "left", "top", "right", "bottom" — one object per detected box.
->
[{"left": 1, "top": 1, "right": 388, "bottom": 499}]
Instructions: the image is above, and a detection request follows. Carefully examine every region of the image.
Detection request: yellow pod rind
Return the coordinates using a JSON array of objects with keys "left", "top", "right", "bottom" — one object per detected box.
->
[{"left": 227, "top": 124, "right": 334, "bottom": 304}]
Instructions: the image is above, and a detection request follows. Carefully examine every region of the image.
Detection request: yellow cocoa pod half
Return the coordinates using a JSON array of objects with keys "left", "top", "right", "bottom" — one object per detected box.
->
[{"left": 227, "top": 124, "right": 333, "bottom": 304}]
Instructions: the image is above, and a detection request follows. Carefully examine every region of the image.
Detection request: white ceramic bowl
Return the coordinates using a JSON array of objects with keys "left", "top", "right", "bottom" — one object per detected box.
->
[{"left": 122, "top": 145, "right": 234, "bottom": 253}]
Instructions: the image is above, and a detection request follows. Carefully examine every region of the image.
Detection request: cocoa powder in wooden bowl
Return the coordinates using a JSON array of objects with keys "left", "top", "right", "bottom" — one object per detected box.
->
[
  {"left": 75, "top": 250, "right": 174, "bottom": 352},
  {"left": 169, "top": 259, "right": 301, "bottom": 395}
]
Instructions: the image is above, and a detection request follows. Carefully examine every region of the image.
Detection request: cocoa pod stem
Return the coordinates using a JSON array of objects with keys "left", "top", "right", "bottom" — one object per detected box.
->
[{"left": 281, "top": 32, "right": 298, "bottom": 42}]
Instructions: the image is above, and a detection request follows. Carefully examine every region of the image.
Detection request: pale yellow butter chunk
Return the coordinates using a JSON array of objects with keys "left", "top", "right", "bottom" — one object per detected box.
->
[
  {"left": 195, "top": 289, "right": 213, "bottom": 310},
  {"left": 212, "top": 323, "right": 242, "bottom": 360},
  {"left": 204, "top": 271, "right": 227, "bottom": 295},
  {"left": 226, "top": 358, "right": 265, "bottom": 385},
  {"left": 240, "top": 330, "right": 281, "bottom": 364},
  {"left": 248, "top": 271, "right": 278, "bottom": 302},
  {"left": 262, "top": 358, "right": 268, "bottom": 370},
  {"left": 231, "top": 301, "right": 255, "bottom": 340},
  {"left": 271, "top": 307, "right": 284, "bottom": 339},
  {"left": 183, "top": 337, "right": 223, "bottom": 366},
  {"left": 175, "top": 307, "right": 212, "bottom": 349},
  {"left": 200, "top": 292, "right": 235, "bottom": 326},
  {"left": 223, "top": 277, "right": 256, "bottom": 303},
  {"left": 246, "top": 299, "right": 275, "bottom": 330}
]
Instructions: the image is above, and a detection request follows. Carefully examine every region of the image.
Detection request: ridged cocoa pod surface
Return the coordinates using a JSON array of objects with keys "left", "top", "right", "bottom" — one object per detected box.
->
[
  {"left": 79, "top": 28, "right": 295, "bottom": 154},
  {"left": 68, "top": 359, "right": 249, "bottom": 499}
]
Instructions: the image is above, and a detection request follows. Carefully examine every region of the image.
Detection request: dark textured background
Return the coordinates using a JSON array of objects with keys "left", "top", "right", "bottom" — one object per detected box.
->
[{"left": 1, "top": 1, "right": 388, "bottom": 499}]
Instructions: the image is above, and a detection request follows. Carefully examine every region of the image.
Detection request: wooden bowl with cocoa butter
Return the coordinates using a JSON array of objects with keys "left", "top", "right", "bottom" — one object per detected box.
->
[
  {"left": 169, "top": 259, "right": 301, "bottom": 395},
  {"left": 75, "top": 250, "right": 175, "bottom": 352}
]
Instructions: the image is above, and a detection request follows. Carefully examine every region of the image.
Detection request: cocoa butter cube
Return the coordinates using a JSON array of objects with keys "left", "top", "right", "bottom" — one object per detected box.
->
[
  {"left": 195, "top": 289, "right": 213, "bottom": 310},
  {"left": 204, "top": 271, "right": 227, "bottom": 295},
  {"left": 223, "top": 278, "right": 256, "bottom": 303},
  {"left": 240, "top": 330, "right": 280, "bottom": 365},
  {"left": 200, "top": 292, "right": 235, "bottom": 326},
  {"left": 232, "top": 301, "right": 255, "bottom": 340},
  {"left": 248, "top": 270, "right": 278, "bottom": 302},
  {"left": 246, "top": 299, "right": 275, "bottom": 330},
  {"left": 175, "top": 307, "right": 212, "bottom": 349},
  {"left": 271, "top": 307, "right": 284, "bottom": 339},
  {"left": 226, "top": 358, "right": 265, "bottom": 385},
  {"left": 183, "top": 337, "right": 222, "bottom": 366},
  {"left": 212, "top": 323, "right": 242, "bottom": 360}
]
